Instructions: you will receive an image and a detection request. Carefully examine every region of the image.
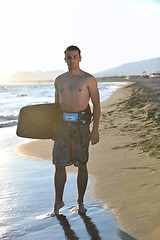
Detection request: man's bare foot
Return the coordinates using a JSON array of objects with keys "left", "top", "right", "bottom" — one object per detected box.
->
[
  {"left": 50, "top": 201, "right": 64, "bottom": 217},
  {"left": 77, "top": 202, "right": 87, "bottom": 214}
]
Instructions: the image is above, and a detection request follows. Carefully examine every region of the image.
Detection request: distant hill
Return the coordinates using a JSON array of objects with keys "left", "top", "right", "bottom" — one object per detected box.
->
[
  {"left": 8, "top": 70, "right": 65, "bottom": 83},
  {"left": 7, "top": 57, "right": 160, "bottom": 82},
  {"left": 94, "top": 57, "right": 160, "bottom": 77}
]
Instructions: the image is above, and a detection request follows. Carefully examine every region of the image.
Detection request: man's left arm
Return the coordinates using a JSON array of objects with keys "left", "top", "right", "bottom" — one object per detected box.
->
[{"left": 88, "top": 76, "right": 101, "bottom": 145}]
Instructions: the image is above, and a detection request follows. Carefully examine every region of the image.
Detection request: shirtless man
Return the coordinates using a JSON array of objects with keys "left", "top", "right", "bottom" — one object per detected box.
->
[{"left": 52, "top": 45, "right": 100, "bottom": 215}]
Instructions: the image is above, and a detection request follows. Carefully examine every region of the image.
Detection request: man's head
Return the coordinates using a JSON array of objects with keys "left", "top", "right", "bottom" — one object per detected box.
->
[
  {"left": 64, "top": 45, "right": 82, "bottom": 70},
  {"left": 64, "top": 45, "right": 81, "bottom": 57}
]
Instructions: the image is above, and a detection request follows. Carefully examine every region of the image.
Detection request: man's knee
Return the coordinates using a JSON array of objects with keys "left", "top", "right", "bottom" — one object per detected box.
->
[
  {"left": 78, "top": 163, "right": 87, "bottom": 173},
  {"left": 55, "top": 166, "right": 66, "bottom": 173}
]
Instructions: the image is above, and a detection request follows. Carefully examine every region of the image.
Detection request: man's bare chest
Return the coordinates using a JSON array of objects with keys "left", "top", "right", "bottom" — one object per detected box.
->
[{"left": 59, "top": 79, "right": 86, "bottom": 93}]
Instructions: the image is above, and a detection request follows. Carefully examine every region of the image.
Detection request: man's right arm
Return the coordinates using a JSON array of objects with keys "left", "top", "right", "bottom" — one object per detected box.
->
[{"left": 54, "top": 78, "right": 59, "bottom": 103}]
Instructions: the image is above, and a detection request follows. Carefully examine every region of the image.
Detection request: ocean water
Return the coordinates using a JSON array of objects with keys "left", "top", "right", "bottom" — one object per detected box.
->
[
  {"left": 0, "top": 82, "right": 126, "bottom": 129},
  {"left": 0, "top": 81, "right": 127, "bottom": 239}
]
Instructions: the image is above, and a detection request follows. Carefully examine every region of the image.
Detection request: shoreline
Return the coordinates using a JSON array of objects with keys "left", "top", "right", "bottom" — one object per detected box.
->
[{"left": 15, "top": 78, "right": 160, "bottom": 239}]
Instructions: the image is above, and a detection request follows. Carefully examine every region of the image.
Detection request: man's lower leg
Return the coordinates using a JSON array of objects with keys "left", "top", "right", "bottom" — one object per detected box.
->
[
  {"left": 53, "top": 166, "right": 66, "bottom": 215},
  {"left": 77, "top": 164, "right": 88, "bottom": 213}
]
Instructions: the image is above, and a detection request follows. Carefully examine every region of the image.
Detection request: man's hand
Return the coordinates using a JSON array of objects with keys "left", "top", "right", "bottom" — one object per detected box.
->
[{"left": 90, "top": 129, "right": 99, "bottom": 145}]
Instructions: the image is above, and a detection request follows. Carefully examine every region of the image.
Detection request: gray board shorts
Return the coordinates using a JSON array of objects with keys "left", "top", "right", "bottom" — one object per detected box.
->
[{"left": 52, "top": 121, "right": 90, "bottom": 167}]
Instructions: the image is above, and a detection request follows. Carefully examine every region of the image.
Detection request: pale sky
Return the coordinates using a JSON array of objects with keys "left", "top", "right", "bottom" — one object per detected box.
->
[{"left": 0, "top": 0, "right": 160, "bottom": 82}]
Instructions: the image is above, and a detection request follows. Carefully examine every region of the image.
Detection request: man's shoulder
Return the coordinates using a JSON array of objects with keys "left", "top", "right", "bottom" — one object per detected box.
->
[
  {"left": 82, "top": 71, "right": 96, "bottom": 80},
  {"left": 55, "top": 72, "right": 68, "bottom": 82},
  {"left": 56, "top": 72, "right": 68, "bottom": 79}
]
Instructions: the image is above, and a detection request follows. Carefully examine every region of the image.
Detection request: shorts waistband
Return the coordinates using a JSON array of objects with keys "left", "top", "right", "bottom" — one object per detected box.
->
[{"left": 61, "top": 105, "right": 92, "bottom": 125}]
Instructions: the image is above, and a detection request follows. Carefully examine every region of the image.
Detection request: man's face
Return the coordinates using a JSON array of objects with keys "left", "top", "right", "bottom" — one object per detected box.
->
[{"left": 64, "top": 50, "right": 81, "bottom": 70}]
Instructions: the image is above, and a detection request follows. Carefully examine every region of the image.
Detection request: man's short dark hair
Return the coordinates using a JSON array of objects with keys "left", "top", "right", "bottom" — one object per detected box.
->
[{"left": 64, "top": 45, "right": 81, "bottom": 57}]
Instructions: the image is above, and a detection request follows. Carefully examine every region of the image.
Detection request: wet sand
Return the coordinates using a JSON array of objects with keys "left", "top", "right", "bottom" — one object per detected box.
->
[{"left": 15, "top": 77, "right": 160, "bottom": 240}]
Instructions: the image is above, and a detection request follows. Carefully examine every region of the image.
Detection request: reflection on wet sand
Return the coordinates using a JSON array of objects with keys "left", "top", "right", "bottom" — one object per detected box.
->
[
  {"left": 56, "top": 213, "right": 138, "bottom": 240},
  {"left": 80, "top": 213, "right": 101, "bottom": 240},
  {"left": 118, "top": 229, "right": 138, "bottom": 240},
  {"left": 57, "top": 213, "right": 102, "bottom": 239},
  {"left": 56, "top": 214, "right": 79, "bottom": 240}
]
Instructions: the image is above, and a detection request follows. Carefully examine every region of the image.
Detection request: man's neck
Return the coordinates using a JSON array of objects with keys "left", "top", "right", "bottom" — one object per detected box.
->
[{"left": 69, "top": 68, "right": 82, "bottom": 76}]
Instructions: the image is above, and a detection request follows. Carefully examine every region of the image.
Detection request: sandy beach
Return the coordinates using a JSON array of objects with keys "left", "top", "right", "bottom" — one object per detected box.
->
[{"left": 15, "top": 77, "right": 160, "bottom": 240}]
